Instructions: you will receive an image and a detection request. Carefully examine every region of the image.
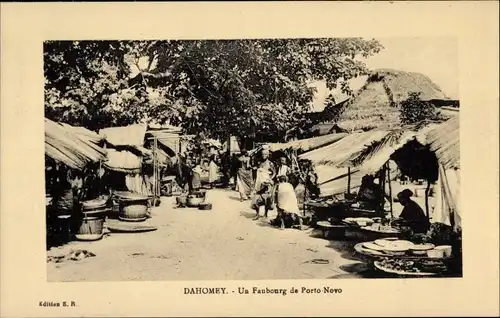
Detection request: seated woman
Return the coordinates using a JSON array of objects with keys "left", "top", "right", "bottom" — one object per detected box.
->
[
  {"left": 272, "top": 175, "right": 303, "bottom": 229},
  {"left": 394, "top": 189, "right": 430, "bottom": 234},
  {"left": 356, "top": 175, "right": 385, "bottom": 211}
]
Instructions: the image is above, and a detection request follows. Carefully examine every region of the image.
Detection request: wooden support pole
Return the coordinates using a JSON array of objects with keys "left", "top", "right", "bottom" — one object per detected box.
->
[
  {"left": 425, "top": 180, "right": 431, "bottom": 219},
  {"left": 387, "top": 163, "right": 394, "bottom": 220},
  {"left": 347, "top": 167, "right": 351, "bottom": 194}
]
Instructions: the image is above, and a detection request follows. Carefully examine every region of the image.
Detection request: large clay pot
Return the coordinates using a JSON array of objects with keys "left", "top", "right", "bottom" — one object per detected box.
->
[{"left": 114, "top": 191, "right": 149, "bottom": 222}]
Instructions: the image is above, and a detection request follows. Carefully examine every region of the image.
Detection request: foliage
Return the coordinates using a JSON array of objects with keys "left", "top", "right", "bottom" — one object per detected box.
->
[
  {"left": 399, "top": 92, "right": 442, "bottom": 126},
  {"left": 45, "top": 39, "right": 384, "bottom": 141}
]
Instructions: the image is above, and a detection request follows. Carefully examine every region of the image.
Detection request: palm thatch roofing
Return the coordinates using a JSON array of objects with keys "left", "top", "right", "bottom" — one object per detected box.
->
[
  {"left": 299, "top": 130, "right": 390, "bottom": 166},
  {"left": 267, "top": 133, "right": 348, "bottom": 153},
  {"left": 336, "top": 69, "right": 449, "bottom": 132},
  {"left": 45, "top": 118, "right": 107, "bottom": 170},
  {"left": 425, "top": 116, "right": 460, "bottom": 169},
  {"left": 59, "top": 123, "right": 104, "bottom": 144}
]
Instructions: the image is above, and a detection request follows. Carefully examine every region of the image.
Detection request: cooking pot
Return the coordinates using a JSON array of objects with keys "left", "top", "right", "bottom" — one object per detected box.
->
[{"left": 187, "top": 195, "right": 204, "bottom": 207}]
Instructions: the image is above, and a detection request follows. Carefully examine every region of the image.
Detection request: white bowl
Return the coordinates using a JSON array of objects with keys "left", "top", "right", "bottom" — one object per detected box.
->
[
  {"left": 427, "top": 248, "right": 445, "bottom": 258},
  {"left": 435, "top": 245, "right": 452, "bottom": 257}
]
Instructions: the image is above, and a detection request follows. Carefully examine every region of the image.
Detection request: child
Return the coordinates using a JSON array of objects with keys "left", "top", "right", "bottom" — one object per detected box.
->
[{"left": 251, "top": 180, "right": 274, "bottom": 219}]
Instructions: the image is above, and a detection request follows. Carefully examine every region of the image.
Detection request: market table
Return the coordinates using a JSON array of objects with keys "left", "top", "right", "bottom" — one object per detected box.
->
[{"left": 353, "top": 241, "right": 452, "bottom": 277}]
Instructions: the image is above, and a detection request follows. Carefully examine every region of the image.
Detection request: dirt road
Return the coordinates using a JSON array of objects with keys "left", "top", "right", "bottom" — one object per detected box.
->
[{"left": 47, "top": 189, "right": 369, "bottom": 282}]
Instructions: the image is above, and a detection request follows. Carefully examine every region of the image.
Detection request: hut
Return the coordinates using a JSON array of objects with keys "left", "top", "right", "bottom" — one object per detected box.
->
[{"left": 334, "top": 69, "right": 450, "bottom": 132}]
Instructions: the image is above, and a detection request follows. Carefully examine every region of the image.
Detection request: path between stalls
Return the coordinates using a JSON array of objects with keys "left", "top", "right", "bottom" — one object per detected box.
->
[{"left": 47, "top": 189, "right": 366, "bottom": 282}]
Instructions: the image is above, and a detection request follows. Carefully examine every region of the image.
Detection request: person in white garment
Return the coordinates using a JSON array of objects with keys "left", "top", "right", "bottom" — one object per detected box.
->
[{"left": 276, "top": 156, "right": 290, "bottom": 180}]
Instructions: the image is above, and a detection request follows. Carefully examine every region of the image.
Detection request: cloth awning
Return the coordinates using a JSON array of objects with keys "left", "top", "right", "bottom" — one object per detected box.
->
[
  {"left": 313, "top": 165, "right": 363, "bottom": 197},
  {"left": 147, "top": 131, "right": 180, "bottom": 155},
  {"left": 45, "top": 118, "right": 106, "bottom": 170},
  {"left": 431, "top": 165, "right": 461, "bottom": 231},
  {"left": 99, "top": 124, "right": 147, "bottom": 147},
  {"left": 103, "top": 149, "right": 142, "bottom": 173}
]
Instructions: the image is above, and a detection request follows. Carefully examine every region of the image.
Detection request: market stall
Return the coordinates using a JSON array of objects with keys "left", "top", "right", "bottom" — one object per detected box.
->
[
  {"left": 45, "top": 118, "right": 109, "bottom": 245},
  {"left": 298, "top": 130, "right": 393, "bottom": 228}
]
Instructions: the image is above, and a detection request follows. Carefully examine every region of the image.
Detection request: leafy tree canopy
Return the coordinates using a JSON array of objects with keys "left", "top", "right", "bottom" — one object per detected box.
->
[
  {"left": 45, "top": 39, "right": 383, "bottom": 142},
  {"left": 399, "top": 92, "right": 443, "bottom": 127}
]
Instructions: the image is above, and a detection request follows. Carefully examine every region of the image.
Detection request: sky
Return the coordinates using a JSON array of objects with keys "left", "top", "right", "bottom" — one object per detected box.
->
[{"left": 311, "top": 37, "right": 459, "bottom": 111}]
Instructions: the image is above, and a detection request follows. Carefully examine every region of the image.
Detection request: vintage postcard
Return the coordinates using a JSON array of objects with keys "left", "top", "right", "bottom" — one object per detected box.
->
[{"left": 1, "top": 1, "right": 499, "bottom": 317}]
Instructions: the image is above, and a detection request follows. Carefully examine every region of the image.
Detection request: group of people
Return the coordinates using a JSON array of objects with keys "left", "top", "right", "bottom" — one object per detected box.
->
[
  {"left": 178, "top": 154, "right": 220, "bottom": 193},
  {"left": 232, "top": 148, "right": 317, "bottom": 229}
]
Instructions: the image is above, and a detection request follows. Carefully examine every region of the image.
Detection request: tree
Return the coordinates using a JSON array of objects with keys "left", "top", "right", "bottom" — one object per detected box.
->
[
  {"left": 45, "top": 39, "right": 384, "bottom": 141},
  {"left": 399, "top": 92, "right": 443, "bottom": 126}
]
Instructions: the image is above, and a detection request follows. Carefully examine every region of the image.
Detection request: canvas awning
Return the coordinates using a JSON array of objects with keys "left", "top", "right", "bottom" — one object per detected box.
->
[
  {"left": 103, "top": 149, "right": 142, "bottom": 173},
  {"left": 99, "top": 124, "right": 147, "bottom": 147},
  {"left": 432, "top": 164, "right": 461, "bottom": 231},
  {"left": 45, "top": 118, "right": 106, "bottom": 170},
  {"left": 147, "top": 131, "right": 180, "bottom": 155}
]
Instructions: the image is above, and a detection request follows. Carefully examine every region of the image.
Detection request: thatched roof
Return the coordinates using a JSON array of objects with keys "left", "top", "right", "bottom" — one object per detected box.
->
[
  {"left": 267, "top": 133, "right": 348, "bottom": 153},
  {"left": 425, "top": 116, "right": 460, "bottom": 169},
  {"left": 45, "top": 118, "right": 107, "bottom": 170},
  {"left": 336, "top": 69, "right": 449, "bottom": 132},
  {"left": 299, "top": 130, "right": 390, "bottom": 166}
]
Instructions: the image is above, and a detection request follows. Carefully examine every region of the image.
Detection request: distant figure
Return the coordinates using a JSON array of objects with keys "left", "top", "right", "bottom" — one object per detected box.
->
[
  {"left": 208, "top": 154, "right": 219, "bottom": 187},
  {"left": 190, "top": 159, "right": 203, "bottom": 193},
  {"left": 236, "top": 150, "right": 254, "bottom": 201},
  {"left": 357, "top": 175, "right": 384, "bottom": 211},
  {"left": 395, "top": 189, "right": 430, "bottom": 234}
]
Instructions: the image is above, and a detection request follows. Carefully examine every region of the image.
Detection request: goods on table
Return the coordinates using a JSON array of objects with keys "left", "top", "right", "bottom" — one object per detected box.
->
[
  {"left": 344, "top": 217, "right": 375, "bottom": 227},
  {"left": 362, "top": 242, "right": 386, "bottom": 251},
  {"left": 410, "top": 243, "right": 435, "bottom": 255},
  {"left": 363, "top": 239, "right": 414, "bottom": 256},
  {"left": 375, "top": 257, "right": 447, "bottom": 276},
  {"left": 362, "top": 224, "right": 399, "bottom": 234}
]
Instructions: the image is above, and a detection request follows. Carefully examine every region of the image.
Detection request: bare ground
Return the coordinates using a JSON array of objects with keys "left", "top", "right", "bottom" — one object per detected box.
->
[{"left": 47, "top": 189, "right": 373, "bottom": 282}]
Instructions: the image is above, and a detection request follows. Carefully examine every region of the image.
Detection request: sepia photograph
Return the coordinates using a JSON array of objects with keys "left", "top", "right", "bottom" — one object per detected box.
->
[
  {"left": 44, "top": 37, "right": 462, "bottom": 282},
  {"left": 2, "top": 1, "right": 499, "bottom": 317}
]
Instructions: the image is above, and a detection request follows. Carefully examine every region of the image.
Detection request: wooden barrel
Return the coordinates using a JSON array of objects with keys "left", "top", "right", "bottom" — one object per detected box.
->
[{"left": 74, "top": 212, "right": 106, "bottom": 241}]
